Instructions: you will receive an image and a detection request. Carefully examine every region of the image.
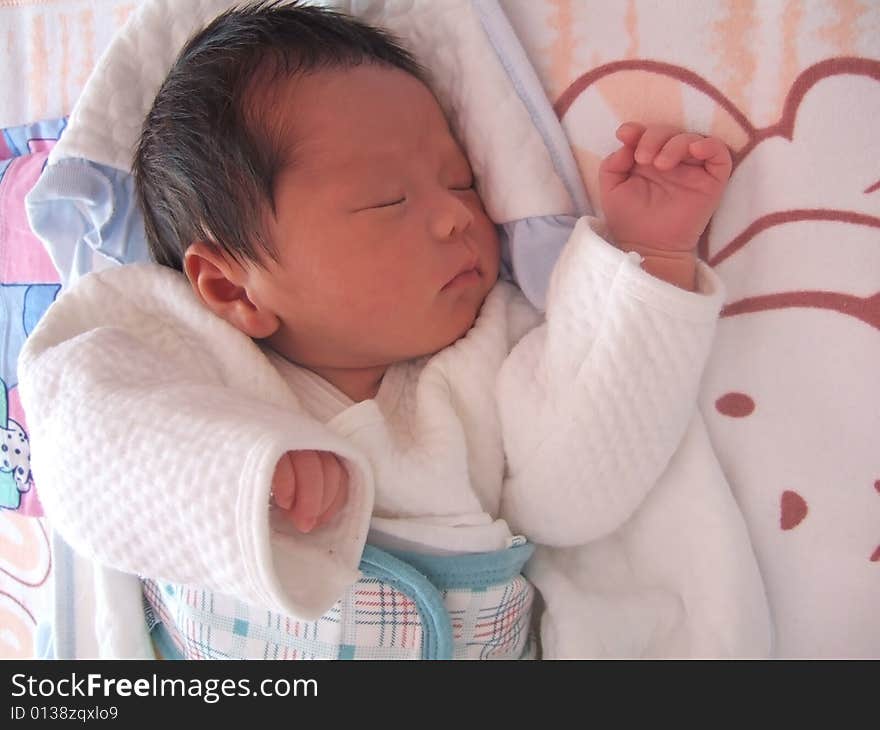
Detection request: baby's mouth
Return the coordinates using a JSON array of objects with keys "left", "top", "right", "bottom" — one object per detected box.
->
[{"left": 442, "top": 262, "right": 481, "bottom": 291}]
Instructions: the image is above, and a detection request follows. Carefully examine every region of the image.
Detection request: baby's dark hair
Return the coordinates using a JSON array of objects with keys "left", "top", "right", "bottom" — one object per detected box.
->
[{"left": 133, "top": 0, "right": 425, "bottom": 271}]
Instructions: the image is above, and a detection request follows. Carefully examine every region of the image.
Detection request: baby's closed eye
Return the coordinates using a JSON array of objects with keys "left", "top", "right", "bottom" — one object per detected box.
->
[
  {"left": 353, "top": 195, "right": 406, "bottom": 212},
  {"left": 369, "top": 197, "right": 406, "bottom": 209}
]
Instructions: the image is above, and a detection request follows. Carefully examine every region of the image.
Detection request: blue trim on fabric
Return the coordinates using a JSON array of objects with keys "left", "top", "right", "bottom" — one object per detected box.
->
[
  {"left": 141, "top": 542, "right": 532, "bottom": 661},
  {"left": 499, "top": 214, "right": 578, "bottom": 311},
  {"left": 1, "top": 285, "right": 28, "bottom": 390},
  {"left": 500, "top": 215, "right": 578, "bottom": 312},
  {"left": 2, "top": 128, "right": 21, "bottom": 157},
  {"left": 51, "top": 532, "right": 76, "bottom": 659},
  {"left": 23, "top": 283, "right": 61, "bottom": 336},
  {"left": 34, "top": 620, "right": 55, "bottom": 659},
  {"left": 383, "top": 542, "right": 534, "bottom": 591},
  {"left": 359, "top": 545, "right": 454, "bottom": 660},
  {"left": 25, "top": 159, "right": 150, "bottom": 287},
  {"left": 1, "top": 118, "right": 68, "bottom": 160},
  {"left": 150, "top": 622, "right": 184, "bottom": 660},
  {"left": 472, "top": 0, "right": 591, "bottom": 215}
]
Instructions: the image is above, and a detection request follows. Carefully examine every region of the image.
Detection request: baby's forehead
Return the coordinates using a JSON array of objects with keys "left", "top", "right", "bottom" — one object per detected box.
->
[{"left": 265, "top": 65, "right": 463, "bottom": 167}]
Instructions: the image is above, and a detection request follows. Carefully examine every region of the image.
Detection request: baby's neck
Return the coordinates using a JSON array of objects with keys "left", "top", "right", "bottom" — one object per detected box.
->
[{"left": 308, "top": 363, "right": 388, "bottom": 402}]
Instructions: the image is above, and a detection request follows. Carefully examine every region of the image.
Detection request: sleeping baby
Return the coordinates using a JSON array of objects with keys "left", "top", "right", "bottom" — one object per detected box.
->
[{"left": 18, "top": 1, "right": 770, "bottom": 658}]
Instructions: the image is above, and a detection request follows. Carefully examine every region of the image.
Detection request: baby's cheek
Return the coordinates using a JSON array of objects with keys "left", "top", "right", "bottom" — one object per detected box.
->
[
  {"left": 348, "top": 278, "right": 411, "bottom": 322},
  {"left": 325, "top": 256, "right": 396, "bottom": 304}
]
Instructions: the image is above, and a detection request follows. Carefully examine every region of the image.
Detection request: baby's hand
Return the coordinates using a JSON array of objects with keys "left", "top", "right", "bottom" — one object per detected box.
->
[
  {"left": 271, "top": 450, "right": 349, "bottom": 533},
  {"left": 599, "top": 123, "right": 732, "bottom": 254}
]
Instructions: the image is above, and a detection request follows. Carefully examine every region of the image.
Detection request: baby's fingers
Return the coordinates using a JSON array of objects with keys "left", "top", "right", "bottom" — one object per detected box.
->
[
  {"left": 633, "top": 125, "right": 681, "bottom": 165},
  {"left": 317, "top": 452, "right": 345, "bottom": 516},
  {"left": 688, "top": 137, "right": 733, "bottom": 181},
  {"left": 315, "top": 455, "right": 349, "bottom": 529},
  {"left": 289, "top": 450, "right": 326, "bottom": 533},
  {"left": 599, "top": 144, "right": 636, "bottom": 190},
  {"left": 271, "top": 452, "right": 297, "bottom": 510},
  {"left": 615, "top": 121, "right": 646, "bottom": 147},
  {"left": 654, "top": 133, "right": 706, "bottom": 170}
]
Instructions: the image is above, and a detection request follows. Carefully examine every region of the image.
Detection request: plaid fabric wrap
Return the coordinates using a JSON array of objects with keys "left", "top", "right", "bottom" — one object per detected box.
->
[{"left": 143, "top": 546, "right": 535, "bottom": 660}]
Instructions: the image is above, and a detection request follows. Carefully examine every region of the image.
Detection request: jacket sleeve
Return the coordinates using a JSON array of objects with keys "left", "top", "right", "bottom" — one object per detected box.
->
[
  {"left": 498, "top": 217, "right": 724, "bottom": 545},
  {"left": 17, "top": 264, "right": 374, "bottom": 620}
]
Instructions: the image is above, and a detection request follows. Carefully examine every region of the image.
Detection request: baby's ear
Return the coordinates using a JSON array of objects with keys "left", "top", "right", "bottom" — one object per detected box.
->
[{"left": 183, "top": 242, "right": 279, "bottom": 339}]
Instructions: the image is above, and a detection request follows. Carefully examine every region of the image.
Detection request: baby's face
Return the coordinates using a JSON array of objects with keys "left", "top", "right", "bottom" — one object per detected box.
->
[{"left": 250, "top": 65, "right": 500, "bottom": 372}]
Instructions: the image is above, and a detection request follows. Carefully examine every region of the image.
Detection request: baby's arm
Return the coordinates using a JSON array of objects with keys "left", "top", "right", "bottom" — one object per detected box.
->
[
  {"left": 499, "top": 125, "right": 729, "bottom": 545},
  {"left": 599, "top": 123, "right": 732, "bottom": 290},
  {"left": 18, "top": 266, "right": 371, "bottom": 620}
]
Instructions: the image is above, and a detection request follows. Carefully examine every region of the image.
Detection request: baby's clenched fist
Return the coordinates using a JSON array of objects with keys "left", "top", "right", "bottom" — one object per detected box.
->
[{"left": 271, "top": 450, "right": 349, "bottom": 533}]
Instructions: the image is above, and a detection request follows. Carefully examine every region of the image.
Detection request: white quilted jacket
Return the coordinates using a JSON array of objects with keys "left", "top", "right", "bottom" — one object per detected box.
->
[{"left": 19, "top": 217, "right": 771, "bottom": 657}]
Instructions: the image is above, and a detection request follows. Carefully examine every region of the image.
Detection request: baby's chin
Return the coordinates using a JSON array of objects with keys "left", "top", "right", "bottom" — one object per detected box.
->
[
  {"left": 418, "top": 302, "right": 484, "bottom": 356},
  {"left": 378, "top": 285, "right": 493, "bottom": 362}
]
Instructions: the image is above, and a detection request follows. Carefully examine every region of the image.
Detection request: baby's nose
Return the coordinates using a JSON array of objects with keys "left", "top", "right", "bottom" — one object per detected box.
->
[{"left": 429, "top": 191, "right": 473, "bottom": 240}]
